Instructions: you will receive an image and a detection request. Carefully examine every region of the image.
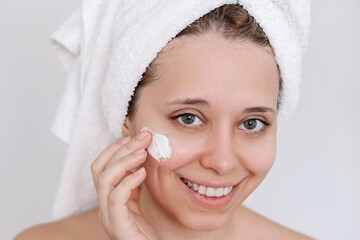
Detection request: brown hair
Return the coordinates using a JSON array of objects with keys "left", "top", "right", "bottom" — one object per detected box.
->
[{"left": 126, "top": 4, "right": 281, "bottom": 119}]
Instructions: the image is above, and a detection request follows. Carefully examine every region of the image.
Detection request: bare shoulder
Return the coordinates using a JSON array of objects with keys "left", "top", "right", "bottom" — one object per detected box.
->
[
  {"left": 236, "top": 206, "right": 315, "bottom": 240},
  {"left": 14, "top": 208, "right": 109, "bottom": 240}
]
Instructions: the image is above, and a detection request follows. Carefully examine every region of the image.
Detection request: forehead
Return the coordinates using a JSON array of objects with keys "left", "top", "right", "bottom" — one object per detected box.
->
[{"left": 142, "top": 33, "right": 279, "bottom": 109}]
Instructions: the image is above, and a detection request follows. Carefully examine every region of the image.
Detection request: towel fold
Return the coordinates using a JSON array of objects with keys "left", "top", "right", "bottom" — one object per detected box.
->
[{"left": 50, "top": 0, "right": 310, "bottom": 220}]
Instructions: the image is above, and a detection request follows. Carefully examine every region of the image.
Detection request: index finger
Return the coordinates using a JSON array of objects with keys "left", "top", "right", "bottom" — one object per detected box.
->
[{"left": 91, "top": 136, "right": 131, "bottom": 177}]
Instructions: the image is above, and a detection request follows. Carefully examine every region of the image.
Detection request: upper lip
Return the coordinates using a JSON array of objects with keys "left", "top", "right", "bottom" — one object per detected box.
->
[{"left": 181, "top": 177, "right": 241, "bottom": 188}]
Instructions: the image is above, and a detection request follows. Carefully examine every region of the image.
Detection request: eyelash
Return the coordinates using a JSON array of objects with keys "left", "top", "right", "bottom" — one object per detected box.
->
[
  {"left": 241, "top": 119, "right": 270, "bottom": 135},
  {"left": 170, "top": 113, "right": 204, "bottom": 130},
  {"left": 170, "top": 113, "right": 270, "bottom": 134}
]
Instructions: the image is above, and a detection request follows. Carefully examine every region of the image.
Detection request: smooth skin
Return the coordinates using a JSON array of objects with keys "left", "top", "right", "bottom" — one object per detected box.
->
[{"left": 15, "top": 33, "right": 314, "bottom": 240}]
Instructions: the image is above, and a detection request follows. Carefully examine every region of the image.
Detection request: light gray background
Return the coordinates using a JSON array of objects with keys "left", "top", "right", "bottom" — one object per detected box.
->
[{"left": 1, "top": 0, "right": 359, "bottom": 239}]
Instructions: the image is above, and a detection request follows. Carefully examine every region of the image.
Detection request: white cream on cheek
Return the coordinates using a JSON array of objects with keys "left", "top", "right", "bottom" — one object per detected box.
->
[{"left": 141, "top": 126, "right": 172, "bottom": 162}]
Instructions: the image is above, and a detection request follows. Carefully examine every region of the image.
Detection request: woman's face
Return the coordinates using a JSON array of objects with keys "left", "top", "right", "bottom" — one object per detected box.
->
[{"left": 123, "top": 33, "right": 280, "bottom": 231}]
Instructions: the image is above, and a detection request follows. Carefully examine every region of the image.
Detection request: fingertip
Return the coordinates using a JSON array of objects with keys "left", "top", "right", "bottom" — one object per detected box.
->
[{"left": 135, "top": 167, "right": 146, "bottom": 175}]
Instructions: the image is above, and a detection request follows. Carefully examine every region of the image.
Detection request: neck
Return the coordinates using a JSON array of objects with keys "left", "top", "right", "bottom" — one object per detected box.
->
[{"left": 139, "top": 185, "right": 235, "bottom": 240}]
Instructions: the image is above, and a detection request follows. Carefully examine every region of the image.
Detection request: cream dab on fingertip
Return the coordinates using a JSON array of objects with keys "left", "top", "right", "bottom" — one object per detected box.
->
[{"left": 141, "top": 126, "right": 172, "bottom": 162}]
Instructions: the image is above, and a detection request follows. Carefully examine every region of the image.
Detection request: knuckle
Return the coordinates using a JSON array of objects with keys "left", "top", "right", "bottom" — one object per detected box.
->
[
  {"left": 108, "top": 191, "right": 120, "bottom": 205},
  {"left": 108, "top": 181, "right": 129, "bottom": 206},
  {"left": 118, "top": 178, "right": 128, "bottom": 189},
  {"left": 90, "top": 161, "right": 98, "bottom": 173},
  {"left": 123, "top": 143, "right": 133, "bottom": 152},
  {"left": 97, "top": 173, "right": 111, "bottom": 188},
  {"left": 118, "top": 178, "right": 132, "bottom": 193}
]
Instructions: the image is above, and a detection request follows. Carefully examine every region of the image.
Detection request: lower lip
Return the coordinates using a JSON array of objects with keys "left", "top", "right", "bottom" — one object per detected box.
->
[{"left": 179, "top": 178, "right": 240, "bottom": 209}]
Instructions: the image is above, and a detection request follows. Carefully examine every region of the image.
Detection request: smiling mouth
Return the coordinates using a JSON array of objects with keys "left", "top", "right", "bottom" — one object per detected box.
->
[{"left": 181, "top": 178, "right": 234, "bottom": 198}]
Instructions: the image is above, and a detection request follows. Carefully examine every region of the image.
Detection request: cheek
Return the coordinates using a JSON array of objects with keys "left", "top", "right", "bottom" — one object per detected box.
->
[
  {"left": 144, "top": 136, "right": 198, "bottom": 172},
  {"left": 142, "top": 133, "right": 205, "bottom": 185},
  {"left": 240, "top": 137, "right": 276, "bottom": 176}
]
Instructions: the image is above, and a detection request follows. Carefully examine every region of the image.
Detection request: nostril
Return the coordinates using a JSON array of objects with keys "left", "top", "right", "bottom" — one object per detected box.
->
[
  {"left": 199, "top": 133, "right": 239, "bottom": 174},
  {"left": 199, "top": 156, "right": 239, "bottom": 175}
]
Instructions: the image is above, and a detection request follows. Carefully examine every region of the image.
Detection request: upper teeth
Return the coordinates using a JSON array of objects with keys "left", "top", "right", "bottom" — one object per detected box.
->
[{"left": 182, "top": 178, "right": 233, "bottom": 198}]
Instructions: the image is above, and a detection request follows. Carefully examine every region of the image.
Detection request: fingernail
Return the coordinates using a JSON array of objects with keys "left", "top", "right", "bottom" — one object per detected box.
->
[
  {"left": 121, "top": 136, "right": 131, "bottom": 144},
  {"left": 136, "top": 167, "right": 145, "bottom": 174},
  {"left": 136, "top": 131, "right": 148, "bottom": 140},
  {"left": 133, "top": 148, "right": 145, "bottom": 155}
]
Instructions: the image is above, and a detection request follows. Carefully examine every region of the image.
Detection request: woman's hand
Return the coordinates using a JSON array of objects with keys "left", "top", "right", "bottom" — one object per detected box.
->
[{"left": 91, "top": 130, "right": 157, "bottom": 240}]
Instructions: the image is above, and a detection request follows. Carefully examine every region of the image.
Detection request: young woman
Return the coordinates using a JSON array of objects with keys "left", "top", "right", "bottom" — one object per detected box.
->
[{"left": 15, "top": 3, "right": 313, "bottom": 240}]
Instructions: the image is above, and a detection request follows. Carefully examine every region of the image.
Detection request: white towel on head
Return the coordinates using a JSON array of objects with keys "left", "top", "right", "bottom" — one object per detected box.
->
[{"left": 50, "top": 0, "right": 311, "bottom": 220}]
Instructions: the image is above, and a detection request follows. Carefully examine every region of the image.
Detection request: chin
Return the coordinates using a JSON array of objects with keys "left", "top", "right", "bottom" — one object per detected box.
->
[
  {"left": 175, "top": 208, "right": 231, "bottom": 232},
  {"left": 144, "top": 180, "right": 234, "bottom": 232}
]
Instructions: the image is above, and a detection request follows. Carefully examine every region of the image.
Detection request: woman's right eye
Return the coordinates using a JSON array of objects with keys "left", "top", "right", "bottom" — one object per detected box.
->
[{"left": 174, "top": 113, "right": 203, "bottom": 127}]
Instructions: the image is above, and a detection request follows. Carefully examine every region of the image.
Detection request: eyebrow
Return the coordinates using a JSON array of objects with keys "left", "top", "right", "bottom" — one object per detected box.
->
[
  {"left": 242, "top": 106, "right": 276, "bottom": 114},
  {"left": 163, "top": 98, "right": 276, "bottom": 114},
  {"left": 163, "top": 98, "right": 209, "bottom": 107}
]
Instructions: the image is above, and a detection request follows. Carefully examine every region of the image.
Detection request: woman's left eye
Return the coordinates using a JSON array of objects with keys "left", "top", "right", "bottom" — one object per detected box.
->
[
  {"left": 175, "top": 113, "right": 202, "bottom": 126},
  {"left": 239, "top": 119, "right": 266, "bottom": 132}
]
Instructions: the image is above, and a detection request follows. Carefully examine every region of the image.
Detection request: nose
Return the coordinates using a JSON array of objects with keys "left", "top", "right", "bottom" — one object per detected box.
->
[{"left": 199, "top": 128, "right": 240, "bottom": 175}]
